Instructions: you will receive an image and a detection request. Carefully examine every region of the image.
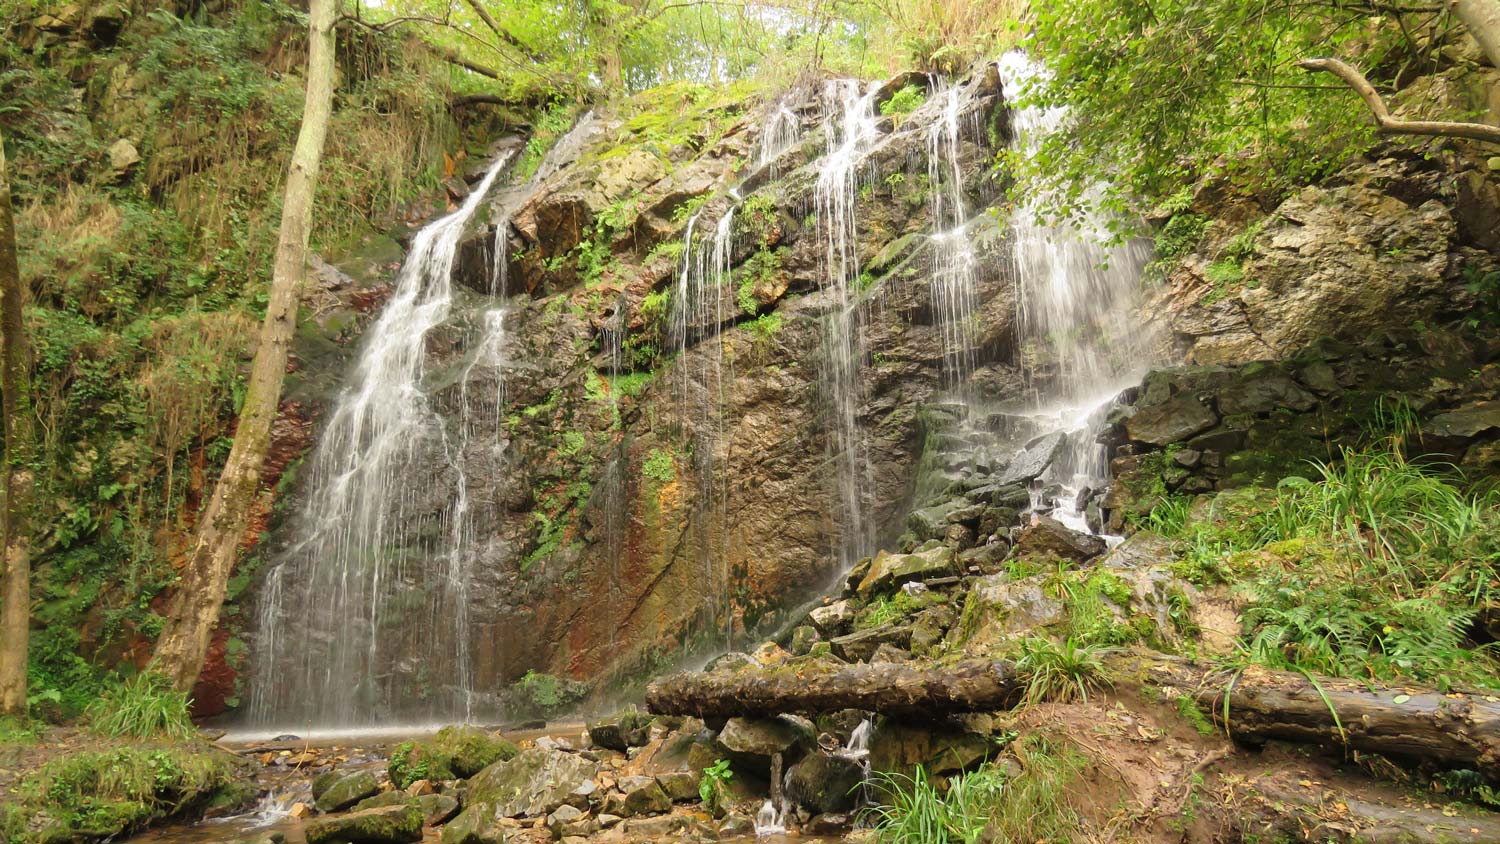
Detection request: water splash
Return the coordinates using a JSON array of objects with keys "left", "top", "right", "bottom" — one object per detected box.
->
[
  {"left": 246, "top": 152, "right": 513, "bottom": 727},
  {"left": 754, "top": 799, "right": 787, "bottom": 836},
  {"left": 814, "top": 79, "right": 883, "bottom": 568}
]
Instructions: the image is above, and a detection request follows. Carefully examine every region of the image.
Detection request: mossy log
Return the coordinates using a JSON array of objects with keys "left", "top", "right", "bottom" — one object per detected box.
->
[
  {"left": 1148, "top": 660, "right": 1500, "bottom": 779},
  {"left": 644, "top": 659, "right": 1024, "bottom": 719},
  {"left": 648, "top": 656, "right": 1500, "bottom": 777}
]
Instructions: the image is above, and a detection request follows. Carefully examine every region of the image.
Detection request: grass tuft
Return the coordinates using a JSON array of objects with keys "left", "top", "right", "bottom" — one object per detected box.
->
[{"left": 87, "top": 674, "right": 196, "bottom": 740}]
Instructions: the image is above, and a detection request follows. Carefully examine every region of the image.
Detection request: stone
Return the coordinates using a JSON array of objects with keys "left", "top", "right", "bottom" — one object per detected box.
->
[
  {"left": 806, "top": 812, "right": 855, "bottom": 835},
  {"left": 465, "top": 747, "right": 598, "bottom": 819},
  {"left": 717, "top": 716, "right": 814, "bottom": 770},
  {"left": 856, "top": 546, "right": 955, "bottom": 597},
  {"left": 1012, "top": 516, "right": 1106, "bottom": 563},
  {"left": 289, "top": 802, "right": 312, "bottom": 820},
  {"left": 1216, "top": 372, "right": 1318, "bottom": 415},
  {"left": 1424, "top": 402, "right": 1500, "bottom": 442},
  {"left": 107, "top": 138, "right": 140, "bottom": 178},
  {"left": 353, "top": 791, "right": 412, "bottom": 812},
  {"left": 999, "top": 431, "right": 1068, "bottom": 485},
  {"left": 310, "top": 770, "right": 342, "bottom": 801},
  {"left": 440, "top": 805, "right": 512, "bottom": 844},
  {"left": 547, "top": 804, "right": 589, "bottom": 837},
  {"left": 306, "top": 804, "right": 422, "bottom": 844},
  {"left": 1170, "top": 448, "right": 1202, "bottom": 468},
  {"left": 613, "top": 775, "right": 671, "bottom": 816},
  {"left": 868, "top": 721, "right": 991, "bottom": 780},
  {"left": 789, "top": 625, "right": 819, "bottom": 656},
  {"left": 868, "top": 643, "right": 910, "bottom": 663},
  {"left": 389, "top": 726, "right": 518, "bottom": 787},
  {"left": 655, "top": 770, "right": 701, "bottom": 802},
  {"left": 1297, "top": 360, "right": 1340, "bottom": 394},
  {"left": 719, "top": 814, "right": 755, "bottom": 835},
  {"left": 809, "top": 600, "right": 855, "bottom": 636},
  {"left": 783, "top": 753, "right": 865, "bottom": 813},
  {"left": 406, "top": 779, "right": 434, "bottom": 796},
  {"left": 1100, "top": 530, "right": 1176, "bottom": 570},
  {"left": 314, "top": 770, "right": 379, "bottom": 812},
  {"left": 418, "top": 793, "right": 461, "bottom": 825},
  {"left": 906, "top": 498, "right": 969, "bottom": 540},
  {"left": 704, "top": 651, "right": 757, "bottom": 673},
  {"left": 829, "top": 624, "right": 913, "bottom": 662},
  {"left": 1124, "top": 394, "right": 1218, "bottom": 446},
  {"left": 588, "top": 710, "right": 650, "bottom": 752},
  {"left": 955, "top": 574, "right": 1065, "bottom": 646},
  {"left": 751, "top": 640, "right": 791, "bottom": 665}
]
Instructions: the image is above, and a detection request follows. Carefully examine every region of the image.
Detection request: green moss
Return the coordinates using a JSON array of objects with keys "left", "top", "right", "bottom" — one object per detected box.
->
[
  {"left": 878, "top": 84, "right": 927, "bottom": 124},
  {"left": 1175, "top": 696, "right": 1219, "bottom": 737},
  {"left": 642, "top": 448, "right": 676, "bottom": 485}
]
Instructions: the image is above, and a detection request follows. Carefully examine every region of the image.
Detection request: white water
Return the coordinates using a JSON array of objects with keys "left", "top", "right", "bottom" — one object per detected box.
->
[
  {"left": 756, "top": 101, "right": 801, "bottom": 171},
  {"left": 754, "top": 799, "right": 787, "bottom": 836},
  {"left": 998, "top": 53, "right": 1155, "bottom": 527},
  {"left": 815, "top": 80, "right": 883, "bottom": 568},
  {"left": 927, "top": 83, "right": 981, "bottom": 389},
  {"left": 246, "top": 152, "right": 514, "bottom": 728}
]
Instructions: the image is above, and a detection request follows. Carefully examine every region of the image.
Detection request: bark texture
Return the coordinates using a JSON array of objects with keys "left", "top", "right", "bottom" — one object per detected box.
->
[
  {"left": 1297, "top": 58, "right": 1500, "bottom": 145},
  {"left": 644, "top": 659, "right": 1025, "bottom": 719},
  {"left": 1453, "top": 0, "right": 1500, "bottom": 69},
  {"left": 0, "top": 128, "right": 36, "bottom": 716},
  {"left": 148, "top": 0, "right": 338, "bottom": 693}
]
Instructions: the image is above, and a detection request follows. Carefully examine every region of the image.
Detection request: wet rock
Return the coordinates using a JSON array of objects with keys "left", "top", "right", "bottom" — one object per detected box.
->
[
  {"left": 999, "top": 431, "right": 1067, "bottom": 485},
  {"left": 906, "top": 498, "right": 969, "bottom": 540},
  {"left": 464, "top": 747, "right": 598, "bottom": 818},
  {"left": 1100, "top": 530, "right": 1177, "bottom": 569},
  {"left": 608, "top": 775, "right": 671, "bottom": 816},
  {"left": 1124, "top": 394, "right": 1219, "bottom": 446},
  {"left": 954, "top": 574, "right": 1065, "bottom": 646},
  {"left": 390, "top": 725, "right": 517, "bottom": 788},
  {"left": 784, "top": 753, "right": 865, "bottom": 813},
  {"left": 789, "top": 625, "right": 819, "bottom": 656},
  {"left": 1216, "top": 371, "right": 1318, "bottom": 415},
  {"left": 314, "top": 770, "right": 379, "bottom": 812},
  {"left": 353, "top": 791, "right": 412, "bottom": 812},
  {"left": 306, "top": 804, "right": 422, "bottom": 844},
  {"left": 310, "top": 770, "right": 342, "bottom": 802},
  {"left": 809, "top": 600, "right": 855, "bottom": 636},
  {"left": 624, "top": 813, "right": 712, "bottom": 839},
  {"left": 856, "top": 546, "right": 955, "bottom": 597},
  {"left": 418, "top": 793, "right": 460, "bottom": 825},
  {"left": 868, "top": 721, "right": 990, "bottom": 779},
  {"left": 1012, "top": 516, "right": 1106, "bottom": 563},
  {"left": 588, "top": 709, "right": 651, "bottom": 752},
  {"left": 806, "top": 812, "right": 855, "bottom": 835},
  {"left": 717, "top": 716, "right": 814, "bottom": 770},
  {"left": 655, "top": 770, "right": 701, "bottom": 802},
  {"left": 704, "top": 651, "right": 757, "bottom": 673},
  {"left": 718, "top": 814, "right": 755, "bottom": 836},
  {"left": 830, "top": 624, "right": 913, "bottom": 662}
]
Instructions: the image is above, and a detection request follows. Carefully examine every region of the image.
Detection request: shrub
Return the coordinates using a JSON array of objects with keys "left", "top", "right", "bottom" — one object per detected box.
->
[{"left": 87, "top": 674, "right": 195, "bottom": 740}]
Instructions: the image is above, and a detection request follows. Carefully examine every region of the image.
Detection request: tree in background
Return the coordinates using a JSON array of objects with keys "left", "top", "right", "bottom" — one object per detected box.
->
[
  {"left": 0, "top": 127, "right": 36, "bottom": 717},
  {"left": 148, "top": 0, "right": 339, "bottom": 692},
  {"left": 1023, "top": 0, "right": 1500, "bottom": 224}
]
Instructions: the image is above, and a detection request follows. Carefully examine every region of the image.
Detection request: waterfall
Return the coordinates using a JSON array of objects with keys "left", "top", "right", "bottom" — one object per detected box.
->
[
  {"left": 246, "top": 152, "right": 514, "bottom": 728},
  {"left": 814, "top": 80, "right": 883, "bottom": 568},
  {"left": 755, "top": 100, "right": 800, "bottom": 172},
  {"left": 669, "top": 199, "right": 738, "bottom": 649},
  {"left": 926, "top": 82, "right": 982, "bottom": 390},
  {"left": 998, "top": 53, "right": 1155, "bottom": 530}
]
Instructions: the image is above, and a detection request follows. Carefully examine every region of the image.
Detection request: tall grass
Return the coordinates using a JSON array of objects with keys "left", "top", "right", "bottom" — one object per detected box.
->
[
  {"left": 867, "top": 735, "right": 1085, "bottom": 844},
  {"left": 87, "top": 674, "right": 196, "bottom": 740},
  {"left": 1013, "top": 636, "right": 1110, "bottom": 706}
]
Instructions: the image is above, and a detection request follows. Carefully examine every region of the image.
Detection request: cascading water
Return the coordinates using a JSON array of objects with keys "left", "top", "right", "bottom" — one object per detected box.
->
[
  {"left": 998, "top": 53, "right": 1155, "bottom": 529},
  {"left": 926, "top": 83, "right": 982, "bottom": 390},
  {"left": 755, "top": 100, "right": 801, "bottom": 172},
  {"left": 814, "top": 80, "right": 883, "bottom": 568},
  {"left": 246, "top": 152, "right": 515, "bottom": 728}
]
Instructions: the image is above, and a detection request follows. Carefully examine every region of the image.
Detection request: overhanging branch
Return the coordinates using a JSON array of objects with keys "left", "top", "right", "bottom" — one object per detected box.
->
[{"left": 1297, "top": 57, "right": 1500, "bottom": 145}]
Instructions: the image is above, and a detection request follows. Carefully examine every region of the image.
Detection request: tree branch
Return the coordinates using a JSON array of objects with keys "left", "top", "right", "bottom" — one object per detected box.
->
[
  {"left": 459, "top": 0, "right": 542, "bottom": 60},
  {"left": 1297, "top": 57, "right": 1500, "bottom": 144}
]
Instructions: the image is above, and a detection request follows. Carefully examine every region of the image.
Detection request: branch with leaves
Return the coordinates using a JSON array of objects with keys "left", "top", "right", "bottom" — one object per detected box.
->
[{"left": 1297, "top": 57, "right": 1500, "bottom": 145}]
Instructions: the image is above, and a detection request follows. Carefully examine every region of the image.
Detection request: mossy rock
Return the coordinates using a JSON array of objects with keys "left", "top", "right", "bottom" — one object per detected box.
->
[
  {"left": 315, "top": 770, "right": 379, "bottom": 812},
  {"left": 389, "top": 725, "right": 518, "bottom": 788},
  {"left": 306, "top": 803, "right": 423, "bottom": 844}
]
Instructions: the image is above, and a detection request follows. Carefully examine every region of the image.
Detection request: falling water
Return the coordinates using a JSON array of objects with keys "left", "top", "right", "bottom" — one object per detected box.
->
[
  {"left": 814, "top": 80, "right": 883, "bottom": 568},
  {"left": 246, "top": 152, "right": 514, "bottom": 727},
  {"left": 999, "top": 53, "right": 1155, "bottom": 528},
  {"left": 926, "top": 82, "right": 982, "bottom": 390},
  {"left": 755, "top": 100, "right": 800, "bottom": 171},
  {"left": 754, "top": 800, "right": 787, "bottom": 836}
]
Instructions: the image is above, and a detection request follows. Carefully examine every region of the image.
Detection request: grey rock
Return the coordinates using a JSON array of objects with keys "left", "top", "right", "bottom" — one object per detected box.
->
[
  {"left": 830, "top": 624, "right": 913, "bottom": 662},
  {"left": 1012, "top": 516, "right": 1106, "bottom": 563},
  {"left": 784, "top": 753, "right": 866, "bottom": 813},
  {"left": 999, "top": 431, "right": 1067, "bottom": 485},
  {"left": 465, "top": 747, "right": 598, "bottom": 819},
  {"left": 808, "top": 600, "right": 855, "bottom": 636},
  {"left": 314, "top": 770, "right": 379, "bottom": 813},
  {"left": 1125, "top": 394, "right": 1218, "bottom": 445},
  {"left": 856, "top": 546, "right": 955, "bottom": 597},
  {"left": 1216, "top": 372, "right": 1318, "bottom": 415}
]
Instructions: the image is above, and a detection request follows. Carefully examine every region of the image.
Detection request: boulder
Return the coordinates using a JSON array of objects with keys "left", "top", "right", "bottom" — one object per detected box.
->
[
  {"left": 547, "top": 804, "right": 596, "bottom": 838},
  {"left": 789, "top": 625, "right": 819, "bottom": 656},
  {"left": 655, "top": 770, "right": 700, "bottom": 803},
  {"left": 1012, "top": 516, "right": 1106, "bottom": 563},
  {"left": 906, "top": 498, "right": 970, "bottom": 540},
  {"left": 314, "top": 770, "right": 379, "bottom": 813},
  {"left": 613, "top": 775, "right": 671, "bottom": 816},
  {"left": 856, "top": 547, "right": 955, "bottom": 598},
  {"left": 588, "top": 709, "right": 651, "bottom": 752},
  {"left": 808, "top": 600, "right": 856, "bottom": 636},
  {"left": 830, "top": 624, "right": 913, "bottom": 662},
  {"left": 306, "top": 804, "right": 422, "bottom": 844},
  {"left": 390, "top": 725, "right": 518, "bottom": 788},
  {"left": 1124, "top": 394, "right": 1218, "bottom": 446},
  {"left": 1216, "top": 371, "right": 1318, "bottom": 415},
  {"left": 107, "top": 138, "right": 140, "bottom": 179},
  {"left": 953, "top": 574, "right": 1065, "bottom": 648},
  {"left": 999, "top": 431, "right": 1068, "bottom": 485},
  {"left": 465, "top": 747, "right": 599, "bottom": 818},
  {"left": 868, "top": 721, "right": 990, "bottom": 780},
  {"left": 1100, "top": 530, "right": 1176, "bottom": 570},
  {"left": 717, "top": 716, "right": 814, "bottom": 770},
  {"left": 783, "top": 753, "right": 866, "bottom": 813},
  {"left": 418, "top": 793, "right": 460, "bottom": 825}
]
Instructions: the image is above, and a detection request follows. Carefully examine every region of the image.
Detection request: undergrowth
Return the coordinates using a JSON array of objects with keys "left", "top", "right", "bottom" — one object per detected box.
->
[{"left": 86, "top": 674, "right": 196, "bottom": 740}]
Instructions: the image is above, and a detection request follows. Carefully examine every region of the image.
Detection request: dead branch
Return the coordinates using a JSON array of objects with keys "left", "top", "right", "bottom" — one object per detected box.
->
[{"left": 1297, "top": 57, "right": 1500, "bottom": 144}]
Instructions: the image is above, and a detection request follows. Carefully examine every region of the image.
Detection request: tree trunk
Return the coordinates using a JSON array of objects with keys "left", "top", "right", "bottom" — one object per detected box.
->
[
  {"left": 1453, "top": 0, "right": 1500, "bottom": 69},
  {"left": 148, "top": 0, "right": 338, "bottom": 694},
  {"left": 0, "top": 128, "right": 37, "bottom": 717},
  {"left": 645, "top": 659, "right": 1025, "bottom": 719},
  {"left": 646, "top": 656, "right": 1500, "bottom": 778}
]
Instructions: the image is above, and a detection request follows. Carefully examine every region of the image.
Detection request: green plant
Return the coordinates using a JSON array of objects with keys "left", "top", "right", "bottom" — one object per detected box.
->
[
  {"left": 642, "top": 448, "right": 676, "bottom": 484},
  {"left": 1175, "top": 695, "right": 1218, "bottom": 737},
  {"left": 1013, "top": 636, "right": 1110, "bottom": 706},
  {"left": 879, "top": 84, "right": 927, "bottom": 124},
  {"left": 514, "top": 670, "right": 587, "bottom": 715},
  {"left": 699, "top": 758, "right": 733, "bottom": 813},
  {"left": 87, "top": 674, "right": 195, "bottom": 740}
]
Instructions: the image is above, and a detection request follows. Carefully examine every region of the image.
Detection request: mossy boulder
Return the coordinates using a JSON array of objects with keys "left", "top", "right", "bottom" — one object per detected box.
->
[
  {"left": 314, "top": 770, "right": 379, "bottom": 812},
  {"left": 306, "top": 803, "right": 422, "bottom": 843},
  {"left": 783, "top": 753, "right": 865, "bottom": 813},
  {"left": 389, "top": 725, "right": 518, "bottom": 788},
  {"left": 466, "top": 747, "right": 598, "bottom": 818}
]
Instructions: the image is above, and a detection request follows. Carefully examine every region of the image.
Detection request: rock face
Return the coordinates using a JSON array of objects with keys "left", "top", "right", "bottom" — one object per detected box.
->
[{"left": 460, "top": 748, "right": 597, "bottom": 820}]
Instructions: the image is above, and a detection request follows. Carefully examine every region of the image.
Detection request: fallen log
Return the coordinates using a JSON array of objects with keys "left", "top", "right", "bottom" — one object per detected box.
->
[
  {"left": 645, "top": 654, "right": 1500, "bottom": 778},
  {"left": 1148, "top": 660, "right": 1500, "bottom": 780},
  {"left": 644, "top": 659, "right": 1023, "bottom": 719}
]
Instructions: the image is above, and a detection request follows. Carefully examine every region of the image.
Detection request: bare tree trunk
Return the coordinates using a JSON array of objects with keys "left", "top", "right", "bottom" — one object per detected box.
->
[
  {"left": 1453, "top": 0, "right": 1500, "bottom": 69},
  {"left": 0, "top": 128, "right": 36, "bottom": 717},
  {"left": 1298, "top": 58, "right": 1500, "bottom": 144},
  {"left": 148, "top": 0, "right": 338, "bottom": 693}
]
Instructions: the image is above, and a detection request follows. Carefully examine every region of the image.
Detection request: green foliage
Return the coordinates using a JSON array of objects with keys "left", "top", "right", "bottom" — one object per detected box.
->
[
  {"left": 514, "top": 670, "right": 588, "bottom": 716},
  {"left": 866, "top": 735, "right": 1084, "bottom": 844},
  {"left": 1012, "top": 636, "right": 1109, "bottom": 706},
  {"left": 1175, "top": 696, "right": 1219, "bottom": 737},
  {"left": 699, "top": 758, "right": 733, "bottom": 813},
  {"left": 516, "top": 101, "right": 576, "bottom": 181},
  {"left": 878, "top": 85, "right": 927, "bottom": 124},
  {"left": 2, "top": 745, "right": 238, "bottom": 843},
  {"left": 642, "top": 447, "right": 677, "bottom": 485},
  {"left": 857, "top": 593, "right": 920, "bottom": 629},
  {"left": 87, "top": 674, "right": 196, "bottom": 740},
  {"left": 1461, "top": 263, "right": 1500, "bottom": 328},
  {"left": 748, "top": 312, "right": 783, "bottom": 343},
  {"left": 1024, "top": 0, "right": 1406, "bottom": 224}
]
